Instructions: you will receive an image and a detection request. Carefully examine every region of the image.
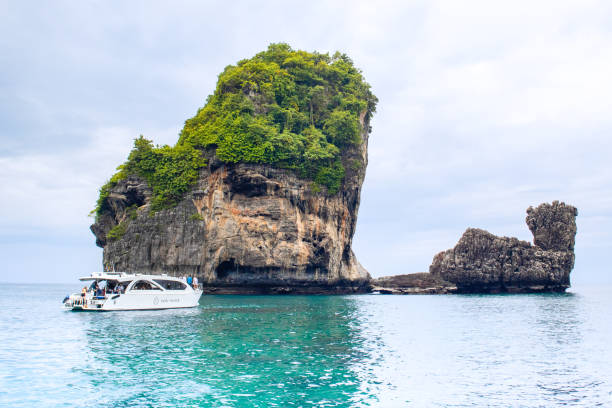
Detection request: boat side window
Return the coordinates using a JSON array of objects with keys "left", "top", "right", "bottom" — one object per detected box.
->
[
  {"left": 117, "top": 281, "right": 131, "bottom": 293},
  {"left": 131, "top": 280, "right": 162, "bottom": 291},
  {"left": 153, "top": 279, "right": 188, "bottom": 290}
]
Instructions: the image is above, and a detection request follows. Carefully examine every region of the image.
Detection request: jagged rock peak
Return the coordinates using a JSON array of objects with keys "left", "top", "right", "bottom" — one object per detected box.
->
[{"left": 526, "top": 200, "right": 578, "bottom": 252}]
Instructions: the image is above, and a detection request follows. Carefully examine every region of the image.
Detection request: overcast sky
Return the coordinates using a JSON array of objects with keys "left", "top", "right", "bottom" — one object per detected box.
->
[{"left": 1, "top": 0, "right": 611, "bottom": 284}]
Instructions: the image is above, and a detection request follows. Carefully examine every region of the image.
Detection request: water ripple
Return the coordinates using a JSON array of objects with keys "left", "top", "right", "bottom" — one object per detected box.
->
[{"left": 1, "top": 284, "right": 611, "bottom": 407}]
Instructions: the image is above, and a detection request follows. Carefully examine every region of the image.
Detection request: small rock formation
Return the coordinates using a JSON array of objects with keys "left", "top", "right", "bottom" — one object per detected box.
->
[
  {"left": 371, "top": 273, "right": 457, "bottom": 294},
  {"left": 429, "top": 201, "right": 578, "bottom": 293}
]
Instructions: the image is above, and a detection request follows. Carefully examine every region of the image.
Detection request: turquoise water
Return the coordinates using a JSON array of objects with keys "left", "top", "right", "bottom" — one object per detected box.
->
[{"left": 1, "top": 284, "right": 611, "bottom": 407}]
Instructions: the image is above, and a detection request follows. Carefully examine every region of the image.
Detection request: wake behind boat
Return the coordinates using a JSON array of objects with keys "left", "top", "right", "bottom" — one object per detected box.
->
[{"left": 63, "top": 272, "right": 203, "bottom": 311}]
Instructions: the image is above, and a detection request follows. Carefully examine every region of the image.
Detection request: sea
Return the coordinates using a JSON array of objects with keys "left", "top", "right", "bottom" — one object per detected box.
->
[{"left": 0, "top": 283, "right": 611, "bottom": 407}]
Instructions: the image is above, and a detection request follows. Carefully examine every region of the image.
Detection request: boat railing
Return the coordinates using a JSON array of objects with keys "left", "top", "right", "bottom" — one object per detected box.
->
[{"left": 66, "top": 294, "right": 108, "bottom": 309}]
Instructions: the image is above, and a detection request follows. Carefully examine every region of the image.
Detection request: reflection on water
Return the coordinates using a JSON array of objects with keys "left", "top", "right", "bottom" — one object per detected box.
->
[
  {"left": 1, "top": 284, "right": 612, "bottom": 407},
  {"left": 80, "top": 296, "right": 365, "bottom": 407}
]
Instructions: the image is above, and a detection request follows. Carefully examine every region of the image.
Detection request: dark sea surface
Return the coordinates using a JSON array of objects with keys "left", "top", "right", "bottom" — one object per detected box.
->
[{"left": 0, "top": 283, "right": 611, "bottom": 407}]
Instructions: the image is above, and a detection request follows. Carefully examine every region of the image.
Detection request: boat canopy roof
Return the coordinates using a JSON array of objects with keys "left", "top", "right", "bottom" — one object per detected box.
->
[{"left": 78, "top": 272, "right": 183, "bottom": 282}]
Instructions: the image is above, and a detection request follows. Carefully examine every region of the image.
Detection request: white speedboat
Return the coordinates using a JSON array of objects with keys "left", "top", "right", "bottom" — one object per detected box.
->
[{"left": 63, "top": 272, "right": 203, "bottom": 311}]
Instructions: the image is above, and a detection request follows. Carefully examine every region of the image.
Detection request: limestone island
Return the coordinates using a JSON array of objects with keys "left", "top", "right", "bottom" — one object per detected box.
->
[{"left": 91, "top": 44, "right": 377, "bottom": 294}]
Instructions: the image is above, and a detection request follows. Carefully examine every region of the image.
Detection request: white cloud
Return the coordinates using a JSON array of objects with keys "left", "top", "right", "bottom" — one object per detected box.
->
[{"left": 0, "top": 127, "right": 136, "bottom": 233}]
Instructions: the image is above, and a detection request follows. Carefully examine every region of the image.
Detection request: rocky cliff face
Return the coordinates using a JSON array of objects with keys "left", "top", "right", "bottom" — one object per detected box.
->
[
  {"left": 429, "top": 201, "right": 577, "bottom": 293},
  {"left": 91, "top": 126, "right": 371, "bottom": 294}
]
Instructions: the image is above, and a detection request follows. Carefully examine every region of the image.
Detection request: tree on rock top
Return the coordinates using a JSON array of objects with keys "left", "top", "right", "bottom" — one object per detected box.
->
[
  {"left": 178, "top": 43, "right": 377, "bottom": 190},
  {"left": 93, "top": 44, "right": 377, "bottom": 217}
]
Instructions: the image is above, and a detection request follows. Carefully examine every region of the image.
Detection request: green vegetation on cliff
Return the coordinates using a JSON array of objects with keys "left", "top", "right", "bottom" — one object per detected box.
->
[
  {"left": 106, "top": 221, "right": 127, "bottom": 241},
  {"left": 178, "top": 43, "right": 377, "bottom": 187},
  {"left": 94, "top": 43, "right": 377, "bottom": 217},
  {"left": 93, "top": 136, "right": 206, "bottom": 214}
]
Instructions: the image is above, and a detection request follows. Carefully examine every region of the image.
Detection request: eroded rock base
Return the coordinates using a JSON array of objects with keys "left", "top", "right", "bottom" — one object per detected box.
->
[
  {"left": 371, "top": 273, "right": 457, "bottom": 294},
  {"left": 202, "top": 283, "right": 370, "bottom": 295}
]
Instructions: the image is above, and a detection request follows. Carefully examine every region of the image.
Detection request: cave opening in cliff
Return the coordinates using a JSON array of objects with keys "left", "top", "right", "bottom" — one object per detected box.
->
[
  {"left": 216, "top": 259, "right": 236, "bottom": 279},
  {"left": 125, "top": 189, "right": 147, "bottom": 207}
]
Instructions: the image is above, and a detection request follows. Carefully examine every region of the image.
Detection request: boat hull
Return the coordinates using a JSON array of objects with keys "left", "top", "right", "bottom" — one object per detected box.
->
[{"left": 64, "top": 290, "right": 203, "bottom": 311}]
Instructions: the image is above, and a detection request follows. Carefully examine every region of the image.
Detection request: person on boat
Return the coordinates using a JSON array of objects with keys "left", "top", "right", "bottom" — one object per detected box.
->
[
  {"left": 187, "top": 276, "right": 193, "bottom": 287},
  {"left": 81, "top": 286, "right": 87, "bottom": 304},
  {"left": 193, "top": 276, "right": 199, "bottom": 289}
]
